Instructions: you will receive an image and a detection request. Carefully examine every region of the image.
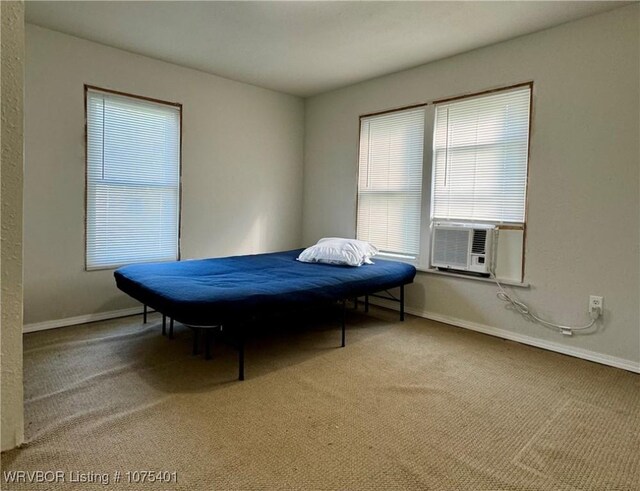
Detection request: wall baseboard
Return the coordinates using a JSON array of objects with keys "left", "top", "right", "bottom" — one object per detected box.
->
[
  {"left": 370, "top": 298, "right": 640, "bottom": 374},
  {"left": 23, "top": 307, "right": 144, "bottom": 333}
]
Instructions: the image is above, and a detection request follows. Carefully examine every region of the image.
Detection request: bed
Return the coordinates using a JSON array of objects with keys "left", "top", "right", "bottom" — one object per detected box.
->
[{"left": 114, "top": 249, "right": 416, "bottom": 379}]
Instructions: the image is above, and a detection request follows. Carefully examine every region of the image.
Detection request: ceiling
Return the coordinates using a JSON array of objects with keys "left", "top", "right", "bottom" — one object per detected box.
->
[{"left": 25, "top": 1, "right": 629, "bottom": 97}]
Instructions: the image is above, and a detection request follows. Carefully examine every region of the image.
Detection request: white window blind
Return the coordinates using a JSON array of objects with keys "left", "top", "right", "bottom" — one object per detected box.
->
[
  {"left": 432, "top": 86, "right": 531, "bottom": 223},
  {"left": 86, "top": 88, "right": 181, "bottom": 270},
  {"left": 357, "top": 107, "right": 425, "bottom": 258}
]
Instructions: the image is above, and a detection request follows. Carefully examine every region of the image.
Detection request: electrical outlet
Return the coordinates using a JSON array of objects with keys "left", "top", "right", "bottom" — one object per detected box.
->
[{"left": 589, "top": 295, "right": 603, "bottom": 313}]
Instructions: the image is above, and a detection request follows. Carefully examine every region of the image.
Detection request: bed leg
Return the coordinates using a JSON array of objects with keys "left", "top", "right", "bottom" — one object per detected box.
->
[
  {"left": 205, "top": 329, "right": 212, "bottom": 360},
  {"left": 238, "top": 330, "right": 245, "bottom": 381},
  {"left": 169, "top": 318, "right": 174, "bottom": 339},
  {"left": 341, "top": 299, "right": 346, "bottom": 348},
  {"left": 400, "top": 284, "right": 405, "bottom": 322},
  {"left": 353, "top": 297, "right": 358, "bottom": 310},
  {"left": 143, "top": 304, "right": 147, "bottom": 324},
  {"left": 364, "top": 295, "right": 369, "bottom": 313},
  {"left": 162, "top": 315, "right": 166, "bottom": 336},
  {"left": 193, "top": 328, "right": 200, "bottom": 355}
]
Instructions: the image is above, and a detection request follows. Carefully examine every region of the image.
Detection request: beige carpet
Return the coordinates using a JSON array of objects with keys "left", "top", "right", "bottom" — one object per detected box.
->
[{"left": 1, "top": 307, "right": 638, "bottom": 490}]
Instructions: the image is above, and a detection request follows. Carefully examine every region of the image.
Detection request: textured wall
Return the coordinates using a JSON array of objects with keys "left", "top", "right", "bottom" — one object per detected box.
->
[
  {"left": 1, "top": 0, "right": 25, "bottom": 451},
  {"left": 303, "top": 5, "right": 640, "bottom": 367},
  {"left": 24, "top": 25, "right": 304, "bottom": 325}
]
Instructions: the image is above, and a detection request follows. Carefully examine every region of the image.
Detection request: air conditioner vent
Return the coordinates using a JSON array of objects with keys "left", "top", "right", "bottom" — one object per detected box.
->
[
  {"left": 431, "top": 222, "right": 495, "bottom": 275},
  {"left": 472, "top": 229, "right": 487, "bottom": 254},
  {"left": 433, "top": 228, "right": 469, "bottom": 269}
]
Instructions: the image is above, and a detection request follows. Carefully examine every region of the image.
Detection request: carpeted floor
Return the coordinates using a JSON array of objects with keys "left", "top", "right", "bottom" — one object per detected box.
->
[{"left": 1, "top": 307, "right": 638, "bottom": 490}]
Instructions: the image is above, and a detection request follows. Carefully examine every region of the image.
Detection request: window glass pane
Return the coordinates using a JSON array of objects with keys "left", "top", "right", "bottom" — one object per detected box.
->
[
  {"left": 357, "top": 107, "right": 425, "bottom": 257},
  {"left": 432, "top": 87, "right": 531, "bottom": 223},
  {"left": 86, "top": 89, "right": 181, "bottom": 269}
]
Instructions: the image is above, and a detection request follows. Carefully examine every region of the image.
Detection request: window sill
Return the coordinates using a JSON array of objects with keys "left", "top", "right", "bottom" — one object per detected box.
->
[
  {"left": 377, "top": 252, "right": 417, "bottom": 262},
  {"left": 417, "top": 267, "right": 529, "bottom": 288}
]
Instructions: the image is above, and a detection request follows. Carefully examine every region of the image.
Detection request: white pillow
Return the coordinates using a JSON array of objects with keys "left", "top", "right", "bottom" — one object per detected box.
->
[
  {"left": 317, "top": 237, "right": 378, "bottom": 259},
  {"left": 297, "top": 238, "right": 378, "bottom": 267}
]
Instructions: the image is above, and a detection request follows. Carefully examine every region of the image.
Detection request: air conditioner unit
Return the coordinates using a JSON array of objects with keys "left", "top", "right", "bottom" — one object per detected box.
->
[{"left": 431, "top": 222, "right": 495, "bottom": 275}]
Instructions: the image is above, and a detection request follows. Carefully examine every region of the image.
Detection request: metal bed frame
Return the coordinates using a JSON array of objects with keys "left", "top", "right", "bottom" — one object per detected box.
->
[{"left": 141, "top": 284, "right": 406, "bottom": 381}]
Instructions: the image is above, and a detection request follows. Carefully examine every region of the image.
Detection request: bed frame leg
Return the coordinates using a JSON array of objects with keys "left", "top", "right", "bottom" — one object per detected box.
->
[
  {"left": 400, "top": 284, "right": 405, "bottom": 322},
  {"left": 193, "top": 328, "right": 200, "bottom": 355},
  {"left": 238, "top": 329, "right": 245, "bottom": 381},
  {"left": 364, "top": 295, "right": 369, "bottom": 313},
  {"left": 143, "top": 304, "right": 147, "bottom": 324},
  {"left": 169, "top": 318, "right": 174, "bottom": 339},
  {"left": 162, "top": 315, "right": 166, "bottom": 336},
  {"left": 341, "top": 299, "right": 346, "bottom": 348},
  {"left": 205, "top": 329, "right": 212, "bottom": 360}
]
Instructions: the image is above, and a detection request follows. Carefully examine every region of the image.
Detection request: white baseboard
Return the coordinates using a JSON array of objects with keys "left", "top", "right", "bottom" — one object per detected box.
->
[
  {"left": 23, "top": 307, "right": 145, "bottom": 333},
  {"left": 370, "top": 298, "right": 640, "bottom": 374},
  {"left": 23, "top": 300, "right": 640, "bottom": 374}
]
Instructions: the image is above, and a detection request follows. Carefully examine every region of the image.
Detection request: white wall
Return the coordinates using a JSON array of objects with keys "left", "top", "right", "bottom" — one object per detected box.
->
[
  {"left": 303, "top": 6, "right": 640, "bottom": 367},
  {"left": 1, "top": 0, "right": 25, "bottom": 451},
  {"left": 24, "top": 24, "right": 304, "bottom": 325}
]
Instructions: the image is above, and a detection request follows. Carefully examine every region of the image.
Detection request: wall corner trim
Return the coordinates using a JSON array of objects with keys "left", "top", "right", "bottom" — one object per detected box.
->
[{"left": 370, "top": 298, "right": 640, "bottom": 374}]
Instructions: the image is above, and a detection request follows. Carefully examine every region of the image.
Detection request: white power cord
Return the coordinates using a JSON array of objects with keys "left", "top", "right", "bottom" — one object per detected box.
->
[
  {"left": 489, "top": 230, "right": 599, "bottom": 335},
  {"left": 491, "top": 274, "right": 598, "bottom": 335}
]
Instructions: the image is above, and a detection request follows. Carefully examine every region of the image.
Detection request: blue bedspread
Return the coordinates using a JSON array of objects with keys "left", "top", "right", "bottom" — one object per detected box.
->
[{"left": 114, "top": 249, "right": 416, "bottom": 326}]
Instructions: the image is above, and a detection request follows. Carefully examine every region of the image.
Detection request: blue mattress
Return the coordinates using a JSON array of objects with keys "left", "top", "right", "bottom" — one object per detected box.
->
[{"left": 114, "top": 249, "right": 416, "bottom": 326}]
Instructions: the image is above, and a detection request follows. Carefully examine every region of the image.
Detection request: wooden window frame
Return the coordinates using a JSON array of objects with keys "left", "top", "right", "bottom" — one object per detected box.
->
[
  {"left": 355, "top": 81, "right": 534, "bottom": 282},
  {"left": 83, "top": 84, "right": 183, "bottom": 271}
]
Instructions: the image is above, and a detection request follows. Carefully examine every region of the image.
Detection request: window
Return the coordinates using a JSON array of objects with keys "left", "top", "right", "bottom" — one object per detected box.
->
[
  {"left": 432, "top": 86, "right": 531, "bottom": 224},
  {"left": 355, "top": 84, "right": 532, "bottom": 279},
  {"left": 85, "top": 87, "right": 181, "bottom": 270},
  {"left": 356, "top": 107, "right": 425, "bottom": 258}
]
